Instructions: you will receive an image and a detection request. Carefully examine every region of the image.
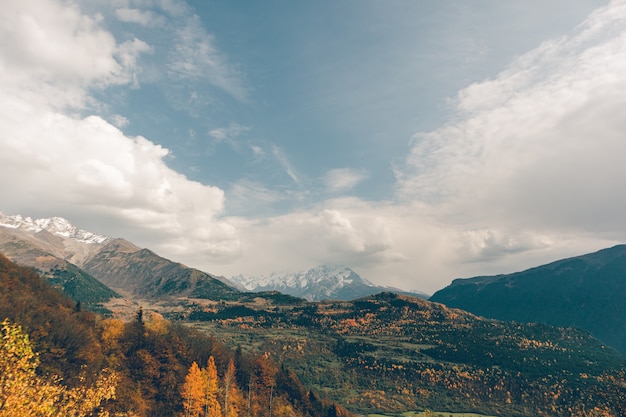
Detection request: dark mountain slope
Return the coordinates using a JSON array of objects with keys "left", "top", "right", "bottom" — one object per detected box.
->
[
  {"left": 430, "top": 244, "right": 626, "bottom": 354},
  {"left": 82, "top": 239, "right": 241, "bottom": 300}
]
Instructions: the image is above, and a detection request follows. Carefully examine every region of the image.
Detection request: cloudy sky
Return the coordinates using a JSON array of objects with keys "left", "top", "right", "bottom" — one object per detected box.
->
[{"left": 2, "top": 0, "right": 626, "bottom": 293}]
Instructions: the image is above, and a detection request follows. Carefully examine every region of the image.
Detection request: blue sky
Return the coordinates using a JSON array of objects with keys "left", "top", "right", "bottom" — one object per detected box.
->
[{"left": 2, "top": 0, "right": 626, "bottom": 293}]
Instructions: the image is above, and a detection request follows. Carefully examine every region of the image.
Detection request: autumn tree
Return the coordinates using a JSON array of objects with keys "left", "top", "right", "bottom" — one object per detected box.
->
[
  {"left": 250, "top": 356, "right": 277, "bottom": 417},
  {"left": 203, "top": 356, "right": 221, "bottom": 417},
  {"left": 222, "top": 359, "right": 243, "bottom": 417},
  {"left": 0, "top": 318, "right": 120, "bottom": 417},
  {"left": 182, "top": 362, "right": 207, "bottom": 417}
]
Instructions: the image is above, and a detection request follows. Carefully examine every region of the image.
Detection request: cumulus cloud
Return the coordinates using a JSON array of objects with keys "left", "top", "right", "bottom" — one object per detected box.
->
[
  {"left": 0, "top": 0, "right": 241, "bottom": 263},
  {"left": 4, "top": 0, "right": 626, "bottom": 295},
  {"left": 397, "top": 0, "right": 626, "bottom": 265},
  {"left": 0, "top": 0, "right": 149, "bottom": 110},
  {"left": 223, "top": 200, "right": 406, "bottom": 277}
]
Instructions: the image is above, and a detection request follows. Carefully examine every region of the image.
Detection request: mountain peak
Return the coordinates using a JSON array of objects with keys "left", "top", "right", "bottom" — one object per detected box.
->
[
  {"left": 228, "top": 265, "right": 427, "bottom": 302},
  {"left": 0, "top": 212, "right": 111, "bottom": 245}
]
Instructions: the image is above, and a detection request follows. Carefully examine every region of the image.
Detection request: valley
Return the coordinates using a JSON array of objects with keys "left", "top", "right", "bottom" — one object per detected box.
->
[{"left": 1, "top": 213, "right": 625, "bottom": 417}]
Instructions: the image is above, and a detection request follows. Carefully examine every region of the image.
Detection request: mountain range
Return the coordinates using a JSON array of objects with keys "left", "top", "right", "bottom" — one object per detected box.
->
[
  {"left": 0, "top": 213, "right": 428, "bottom": 306},
  {"left": 1, "top": 212, "right": 626, "bottom": 416},
  {"left": 430, "top": 244, "right": 626, "bottom": 355},
  {"left": 0, "top": 213, "right": 240, "bottom": 310},
  {"left": 230, "top": 265, "right": 429, "bottom": 301}
]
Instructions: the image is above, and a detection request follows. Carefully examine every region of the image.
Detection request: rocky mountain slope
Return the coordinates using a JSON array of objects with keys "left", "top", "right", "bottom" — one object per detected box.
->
[
  {"left": 0, "top": 212, "right": 240, "bottom": 306},
  {"left": 0, "top": 218, "right": 118, "bottom": 311},
  {"left": 430, "top": 244, "right": 626, "bottom": 355},
  {"left": 81, "top": 238, "right": 240, "bottom": 300},
  {"left": 230, "top": 265, "right": 428, "bottom": 301}
]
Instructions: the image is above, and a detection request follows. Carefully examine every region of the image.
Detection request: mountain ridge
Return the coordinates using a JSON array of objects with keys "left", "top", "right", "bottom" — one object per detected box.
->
[
  {"left": 2, "top": 213, "right": 626, "bottom": 415},
  {"left": 0, "top": 213, "right": 241, "bottom": 306},
  {"left": 430, "top": 244, "right": 626, "bottom": 355},
  {"left": 230, "top": 265, "right": 429, "bottom": 301}
]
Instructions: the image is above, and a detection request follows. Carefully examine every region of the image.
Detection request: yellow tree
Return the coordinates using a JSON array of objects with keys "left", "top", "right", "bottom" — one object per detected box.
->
[
  {"left": 222, "top": 359, "right": 243, "bottom": 417},
  {"left": 182, "top": 362, "right": 207, "bottom": 417},
  {"left": 0, "top": 318, "right": 119, "bottom": 417},
  {"left": 203, "top": 356, "right": 221, "bottom": 417}
]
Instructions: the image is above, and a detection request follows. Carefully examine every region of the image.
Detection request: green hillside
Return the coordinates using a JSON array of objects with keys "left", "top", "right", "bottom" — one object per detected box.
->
[
  {"left": 430, "top": 245, "right": 626, "bottom": 355},
  {"left": 184, "top": 292, "right": 626, "bottom": 417}
]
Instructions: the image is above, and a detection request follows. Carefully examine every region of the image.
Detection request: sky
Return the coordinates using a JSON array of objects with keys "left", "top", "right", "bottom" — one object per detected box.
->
[{"left": 2, "top": 0, "right": 626, "bottom": 294}]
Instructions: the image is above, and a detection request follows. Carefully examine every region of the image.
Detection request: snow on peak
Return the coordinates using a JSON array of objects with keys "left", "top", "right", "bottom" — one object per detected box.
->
[
  {"left": 230, "top": 265, "right": 375, "bottom": 300},
  {"left": 0, "top": 212, "right": 111, "bottom": 244}
]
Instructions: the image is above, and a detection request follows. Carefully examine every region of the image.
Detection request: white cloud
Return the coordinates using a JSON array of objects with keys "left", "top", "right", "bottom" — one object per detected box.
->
[
  {"left": 110, "top": 114, "right": 130, "bottom": 128},
  {"left": 115, "top": 7, "right": 166, "bottom": 27},
  {"left": 325, "top": 168, "right": 368, "bottom": 193},
  {"left": 250, "top": 145, "right": 266, "bottom": 159},
  {"left": 400, "top": 0, "right": 626, "bottom": 227},
  {"left": 0, "top": 0, "right": 152, "bottom": 114},
  {"left": 222, "top": 199, "right": 406, "bottom": 277},
  {"left": 208, "top": 122, "right": 250, "bottom": 150},
  {"left": 0, "top": 0, "right": 241, "bottom": 264},
  {"left": 4, "top": 0, "right": 626, "bottom": 296},
  {"left": 272, "top": 145, "right": 301, "bottom": 185},
  {"left": 167, "top": 14, "right": 247, "bottom": 101},
  {"left": 220, "top": 0, "right": 626, "bottom": 293}
]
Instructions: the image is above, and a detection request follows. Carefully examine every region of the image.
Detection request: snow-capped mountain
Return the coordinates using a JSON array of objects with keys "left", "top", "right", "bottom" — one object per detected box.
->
[
  {"left": 0, "top": 212, "right": 239, "bottom": 303},
  {"left": 230, "top": 265, "right": 427, "bottom": 301},
  {"left": 0, "top": 212, "right": 111, "bottom": 245}
]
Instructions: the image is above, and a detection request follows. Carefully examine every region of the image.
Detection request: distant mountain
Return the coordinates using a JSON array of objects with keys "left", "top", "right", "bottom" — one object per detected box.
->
[
  {"left": 430, "top": 244, "right": 626, "bottom": 355},
  {"left": 0, "top": 212, "right": 240, "bottom": 305},
  {"left": 230, "top": 265, "right": 429, "bottom": 301}
]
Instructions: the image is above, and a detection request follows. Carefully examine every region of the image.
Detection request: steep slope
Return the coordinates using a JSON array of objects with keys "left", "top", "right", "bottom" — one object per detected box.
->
[
  {"left": 0, "top": 212, "right": 242, "bottom": 303},
  {"left": 430, "top": 244, "right": 626, "bottom": 355},
  {"left": 230, "top": 265, "right": 428, "bottom": 301},
  {"left": 0, "top": 226, "right": 119, "bottom": 310},
  {"left": 0, "top": 254, "right": 106, "bottom": 379},
  {"left": 0, "top": 212, "right": 110, "bottom": 264},
  {"left": 81, "top": 238, "right": 241, "bottom": 300}
]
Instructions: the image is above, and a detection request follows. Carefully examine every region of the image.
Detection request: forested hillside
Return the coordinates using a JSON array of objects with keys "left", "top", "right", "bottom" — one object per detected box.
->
[
  {"left": 430, "top": 245, "right": 626, "bottom": 354},
  {"left": 186, "top": 293, "right": 626, "bottom": 417},
  {"left": 0, "top": 255, "right": 351, "bottom": 417}
]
